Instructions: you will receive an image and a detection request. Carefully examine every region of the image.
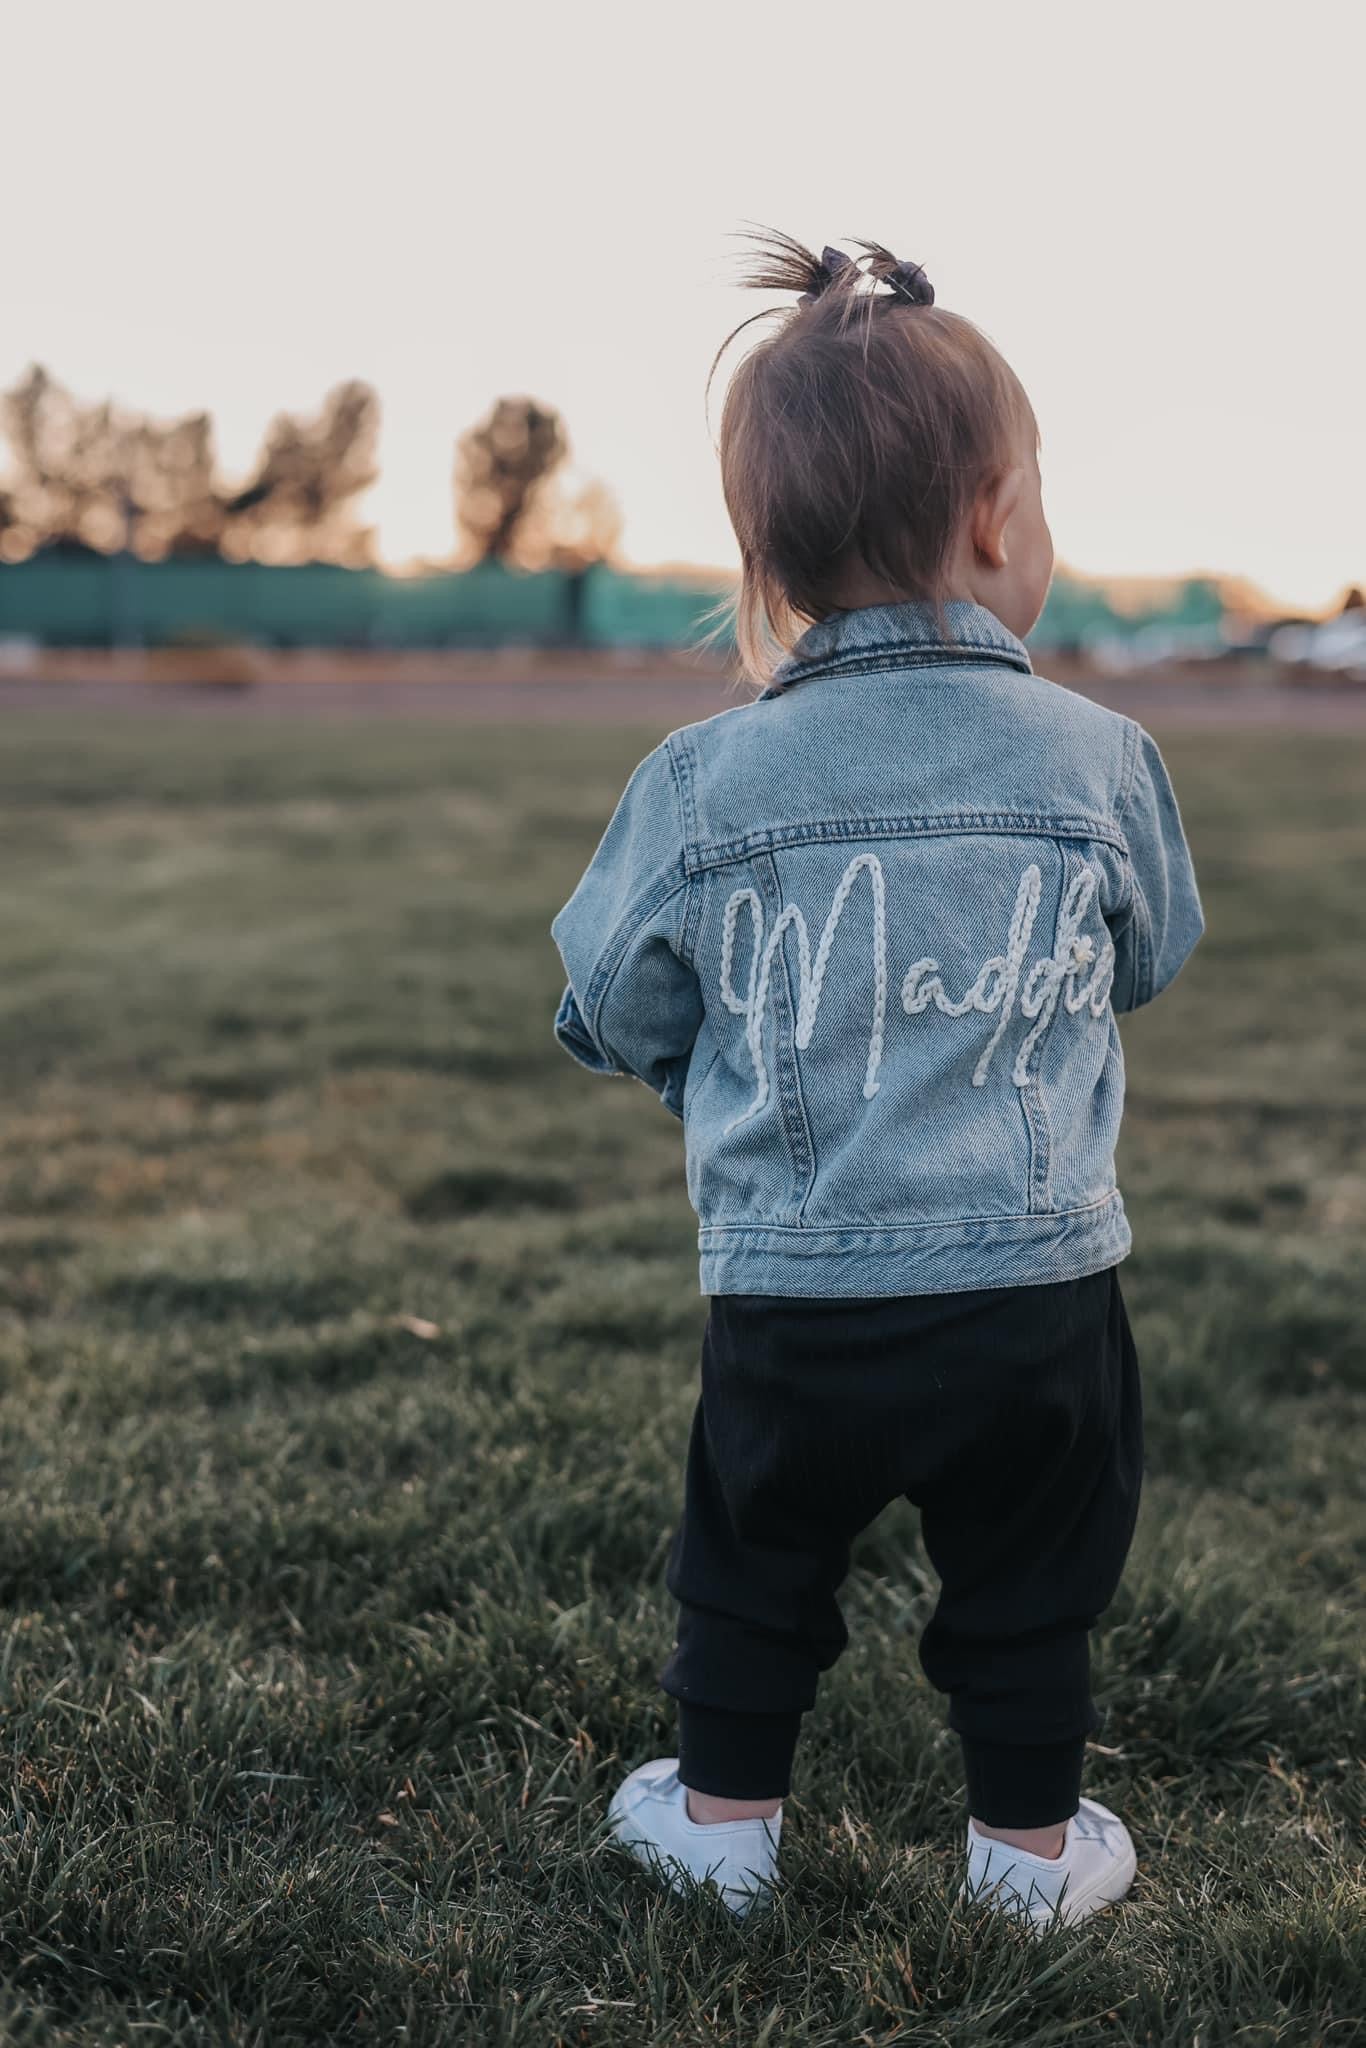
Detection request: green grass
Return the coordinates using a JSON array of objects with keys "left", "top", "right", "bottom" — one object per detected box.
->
[{"left": 0, "top": 709, "right": 1362, "bottom": 2046}]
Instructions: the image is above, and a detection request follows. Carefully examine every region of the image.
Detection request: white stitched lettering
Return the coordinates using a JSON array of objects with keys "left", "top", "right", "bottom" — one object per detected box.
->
[
  {"left": 719, "top": 888, "right": 761, "bottom": 1016},
  {"left": 722, "top": 854, "right": 887, "bottom": 1131},
  {"left": 902, "top": 863, "right": 1044, "bottom": 1085},
  {"left": 1011, "top": 867, "right": 1116, "bottom": 1083},
  {"left": 719, "top": 860, "right": 1114, "bottom": 1124}
]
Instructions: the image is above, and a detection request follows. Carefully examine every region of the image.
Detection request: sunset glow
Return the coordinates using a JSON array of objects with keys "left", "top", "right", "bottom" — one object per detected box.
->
[{"left": 5, "top": 0, "right": 1363, "bottom": 609}]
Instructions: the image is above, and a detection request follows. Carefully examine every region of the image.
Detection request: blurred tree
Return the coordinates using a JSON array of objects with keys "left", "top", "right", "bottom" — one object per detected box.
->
[
  {"left": 0, "top": 367, "right": 379, "bottom": 565},
  {"left": 1, "top": 366, "right": 124, "bottom": 558},
  {"left": 0, "top": 365, "right": 223, "bottom": 560},
  {"left": 519, "top": 475, "right": 623, "bottom": 575},
  {"left": 131, "top": 411, "right": 226, "bottom": 558},
  {"left": 222, "top": 380, "right": 379, "bottom": 566},
  {"left": 453, "top": 396, "right": 621, "bottom": 637},
  {"left": 519, "top": 475, "right": 624, "bottom": 643},
  {"left": 454, "top": 397, "right": 568, "bottom": 564},
  {"left": 0, "top": 485, "right": 20, "bottom": 561}
]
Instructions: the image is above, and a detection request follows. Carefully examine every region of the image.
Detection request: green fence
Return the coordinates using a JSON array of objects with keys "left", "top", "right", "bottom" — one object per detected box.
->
[
  {"left": 0, "top": 551, "right": 1228, "bottom": 653},
  {"left": 1037, "top": 572, "right": 1226, "bottom": 647},
  {"left": 0, "top": 555, "right": 728, "bottom": 651}
]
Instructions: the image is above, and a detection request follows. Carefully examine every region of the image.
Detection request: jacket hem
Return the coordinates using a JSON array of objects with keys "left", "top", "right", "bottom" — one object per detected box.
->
[{"left": 697, "top": 1192, "right": 1131, "bottom": 1298}]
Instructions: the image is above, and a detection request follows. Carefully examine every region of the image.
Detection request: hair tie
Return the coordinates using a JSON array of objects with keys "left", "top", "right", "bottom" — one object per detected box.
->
[
  {"left": 848, "top": 239, "right": 936, "bottom": 308},
  {"left": 882, "top": 258, "right": 935, "bottom": 307},
  {"left": 797, "top": 245, "right": 856, "bottom": 307}
]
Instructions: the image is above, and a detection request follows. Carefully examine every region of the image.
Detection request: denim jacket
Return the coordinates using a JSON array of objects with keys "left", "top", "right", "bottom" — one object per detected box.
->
[{"left": 552, "top": 600, "right": 1203, "bottom": 1297}]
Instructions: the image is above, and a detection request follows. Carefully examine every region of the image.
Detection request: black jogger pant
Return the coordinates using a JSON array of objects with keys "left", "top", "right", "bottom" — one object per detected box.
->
[{"left": 659, "top": 1268, "right": 1142, "bottom": 1828}]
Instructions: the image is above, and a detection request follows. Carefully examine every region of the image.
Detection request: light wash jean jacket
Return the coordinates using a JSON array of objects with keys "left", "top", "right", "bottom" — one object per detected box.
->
[{"left": 552, "top": 600, "right": 1203, "bottom": 1297}]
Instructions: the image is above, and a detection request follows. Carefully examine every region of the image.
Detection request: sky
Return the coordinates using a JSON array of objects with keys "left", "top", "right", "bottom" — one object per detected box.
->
[{"left": 2, "top": 0, "right": 1363, "bottom": 610}]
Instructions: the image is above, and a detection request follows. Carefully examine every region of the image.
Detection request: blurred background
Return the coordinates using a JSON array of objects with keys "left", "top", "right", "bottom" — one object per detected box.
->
[
  {"left": 1, "top": 6, "right": 1363, "bottom": 2043},
  {"left": 2, "top": 0, "right": 1363, "bottom": 691}
]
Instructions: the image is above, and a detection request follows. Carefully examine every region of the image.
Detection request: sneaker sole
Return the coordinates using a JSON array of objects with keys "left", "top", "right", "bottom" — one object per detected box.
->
[
  {"left": 605, "top": 1791, "right": 776, "bottom": 1918},
  {"left": 960, "top": 1842, "right": 1138, "bottom": 1930},
  {"left": 1035, "top": 1840, "right": 1138, "bottom": 1928}
]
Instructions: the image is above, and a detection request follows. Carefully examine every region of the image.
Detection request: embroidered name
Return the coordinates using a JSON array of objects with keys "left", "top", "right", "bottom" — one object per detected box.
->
[
  {"left": 721, "top": 854, "right": 887, "bottom": 1130},
  {"left": 720, "top": 857, "right": 1115, "bottom": 1129}
]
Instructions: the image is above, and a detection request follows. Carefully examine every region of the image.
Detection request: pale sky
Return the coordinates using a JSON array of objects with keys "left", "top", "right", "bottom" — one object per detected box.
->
[{"left": 3, "top": 0, "right": 1363, "bottom": 609}]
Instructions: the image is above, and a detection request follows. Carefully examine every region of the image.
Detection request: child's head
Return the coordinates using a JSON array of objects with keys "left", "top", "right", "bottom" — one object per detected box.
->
[{"left": 716, "top": 232, "right": 1053, "bottom": 684}]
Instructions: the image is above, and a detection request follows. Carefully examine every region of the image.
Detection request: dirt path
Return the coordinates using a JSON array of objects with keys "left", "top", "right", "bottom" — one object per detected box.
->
[{"left": 2, "top": 658, "right": 1364, "bottom": 729}]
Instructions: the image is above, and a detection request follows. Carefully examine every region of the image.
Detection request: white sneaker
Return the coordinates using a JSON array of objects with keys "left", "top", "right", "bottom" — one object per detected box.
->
[
  {"left": 606, "top": 1759, "right": 781, "bottom": 1917},
  {"left": 963, "top": 1797, "right": 1136, "bottom": 1929}
]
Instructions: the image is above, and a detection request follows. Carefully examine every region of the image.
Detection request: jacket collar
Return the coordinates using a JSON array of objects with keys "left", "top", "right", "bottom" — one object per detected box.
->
[{"left": 764, "top": 599, "right": 1033, "bottom": 696}]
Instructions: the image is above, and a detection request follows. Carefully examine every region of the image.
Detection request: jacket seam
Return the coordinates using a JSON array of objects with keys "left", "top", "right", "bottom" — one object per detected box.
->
[
  {"left": 698, "top": 1189, "right": 1123, "bottom": 1235},
  {"left": 1022, "top": 846, "right": 1094, "bottom": 1214},
  {"left": 582, "top": 869, "right": 692, "bottom": 1035},
  {"left": 1020, "top": 1063, "right": 1051, "bottom": 1215},
  {"left": 579, "top": 739, "right": 694, "bottom": 1027},
  {"left": 665, "top": 740, "right": 702, "bottom": 966},
  {"left": 1116, "top": 717, "right": 1142, "bottom": 821},
  {"left": 666, "top": 730, "right": 699, "bottom": 848},
  {"left": 1128, "top": 867, "right": 1155, "bottom": 1007},
  {"left": 678, "top": 870, "right": 702, "bottom": 965},
  {"left": 755, "top": 850, "right": 816, "bottom": 1223},
  {"left": 769, "top": 641, "right": 1032, "bottom": 690},
  {"left": 770, "top": 849, "right": 819, "bottom": 1225},
  {"left": 684, "top": 812, "right": 1126, "bottom": 876}
]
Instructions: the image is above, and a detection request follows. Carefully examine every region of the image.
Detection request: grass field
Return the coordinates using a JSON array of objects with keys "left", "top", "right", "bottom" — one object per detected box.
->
[{"left": 0, "top": 708, "right": 1362, "bottom": 2046}]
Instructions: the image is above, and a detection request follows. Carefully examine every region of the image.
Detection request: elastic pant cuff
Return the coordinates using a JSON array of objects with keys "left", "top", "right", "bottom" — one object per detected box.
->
[
  {"left": 676, "top": 1703, "right": 803, "bottom": 1800},
  {"left": 960, "top": 1735, "right": 1087, "bottom": 1830}
]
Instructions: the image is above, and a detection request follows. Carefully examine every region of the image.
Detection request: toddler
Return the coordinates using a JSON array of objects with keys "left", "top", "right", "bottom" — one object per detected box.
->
[{"left": 551, "top": 232, "right": 1203, "bottom": 1927}]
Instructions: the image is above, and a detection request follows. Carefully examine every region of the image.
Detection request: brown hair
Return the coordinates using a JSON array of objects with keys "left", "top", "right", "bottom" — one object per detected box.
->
[{"left": 713, "top": 230, "right": 1034, "bottom": 686}]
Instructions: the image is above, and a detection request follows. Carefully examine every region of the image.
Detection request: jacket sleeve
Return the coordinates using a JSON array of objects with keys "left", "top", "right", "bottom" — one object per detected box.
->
[
  {"left": 550, "top": 741, "right": 702, "bottom": 1119},
  {"left": 1111, "top": 724, "right": 1205, "bottom": 1012}
]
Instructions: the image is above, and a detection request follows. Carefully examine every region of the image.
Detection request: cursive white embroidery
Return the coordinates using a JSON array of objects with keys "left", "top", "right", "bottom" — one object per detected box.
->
[
  {"left": 902, "top": 863, "right": 1043, "bottom": 1086},
  {"left": 721, "top": 854, "right": 887, "bottom": 1130},
  {"left": 1011, "top": 866, "right": 1116, "bottom": 1085},
  {"left": 721, "top": 859, "right": 1114, "bottom": 1126}
]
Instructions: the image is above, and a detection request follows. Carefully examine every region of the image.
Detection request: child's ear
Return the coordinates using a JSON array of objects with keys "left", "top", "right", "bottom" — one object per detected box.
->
[{"left": 970, "top": 467, "right": 1025, "bottom": 570}]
